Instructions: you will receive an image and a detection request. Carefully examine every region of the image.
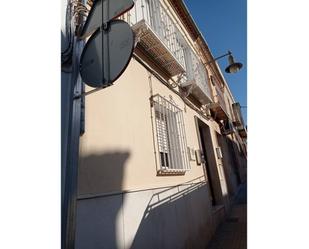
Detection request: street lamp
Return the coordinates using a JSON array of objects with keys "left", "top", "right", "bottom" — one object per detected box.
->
[{"left": 204, "top": 51, "right": 243, "bottom": 74}]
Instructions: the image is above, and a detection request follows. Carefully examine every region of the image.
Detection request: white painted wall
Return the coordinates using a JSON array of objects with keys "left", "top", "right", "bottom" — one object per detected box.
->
[{"left": 75, "top": 180, "right": 222, "bottom": 249}]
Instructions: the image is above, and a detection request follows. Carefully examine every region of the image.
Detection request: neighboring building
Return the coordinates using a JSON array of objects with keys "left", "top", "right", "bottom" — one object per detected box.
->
[{"left": 62, "top": 0, "right": 247, "bottom": 248}]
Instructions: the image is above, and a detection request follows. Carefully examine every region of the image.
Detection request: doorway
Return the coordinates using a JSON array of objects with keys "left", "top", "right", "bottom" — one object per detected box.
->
[{"left": 195, "top": 117, "right": 222, "bottom": 206}]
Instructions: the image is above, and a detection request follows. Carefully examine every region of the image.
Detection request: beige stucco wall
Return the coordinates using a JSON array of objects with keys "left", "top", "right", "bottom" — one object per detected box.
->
[
  {"left": 77, "top": 0, "right": 245, "bottom": 198},
  {"left": 78, "top": 56, "right": 225, "bottom": 196}
]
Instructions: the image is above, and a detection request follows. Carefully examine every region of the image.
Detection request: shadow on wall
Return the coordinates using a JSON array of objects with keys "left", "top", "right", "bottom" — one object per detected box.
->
[
  {"left": 75, "top": 151, "right": 130, "bottom": 249},
  {"left": 77, "top": 151, "right": 130, "bottom": 195},
  {"left": 129, "top": 177, "right": 214, "bottom": 249},
  {"left": 74, "top": 153, "right": 218, "bottom": 249}
]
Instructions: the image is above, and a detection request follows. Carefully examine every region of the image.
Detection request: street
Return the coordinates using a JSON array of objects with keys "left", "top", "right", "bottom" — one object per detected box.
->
[{"left": 206, "top": 184, "right": 247, "bottom": 249}]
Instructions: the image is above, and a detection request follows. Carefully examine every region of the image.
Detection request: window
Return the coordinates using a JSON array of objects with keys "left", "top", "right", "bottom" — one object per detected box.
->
[{"left": 152, "top": 95, "right": 190, "bottom": 172}]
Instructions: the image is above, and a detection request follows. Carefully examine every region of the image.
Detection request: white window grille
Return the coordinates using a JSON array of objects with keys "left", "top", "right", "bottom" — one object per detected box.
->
[{"left": 152, "top": 95, "right": 190, "bottom": 172}]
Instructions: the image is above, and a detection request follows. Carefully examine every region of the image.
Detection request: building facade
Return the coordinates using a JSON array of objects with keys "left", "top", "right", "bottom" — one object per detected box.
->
[{"left": 62, "top": 0, "right": 247, "bottom": 248}]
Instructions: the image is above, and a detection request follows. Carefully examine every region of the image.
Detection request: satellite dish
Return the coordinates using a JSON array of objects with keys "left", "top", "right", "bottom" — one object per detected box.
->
[
  {"left": 80, "top": 20, "right": 135, "bottom": 88},
  {"left": 80, "top": 0, "right": 134, "bottom": 38}
]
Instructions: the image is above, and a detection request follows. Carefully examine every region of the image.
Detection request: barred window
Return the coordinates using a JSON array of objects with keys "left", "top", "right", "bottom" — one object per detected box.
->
[{"left": 152, "top": 95, "right": 190, "bottom": 172}]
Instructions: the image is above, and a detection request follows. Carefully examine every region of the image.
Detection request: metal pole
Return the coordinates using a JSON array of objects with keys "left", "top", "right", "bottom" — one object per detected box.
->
[
  {"left": 62, "top": 13, "right": 84, "bottom": 249},
  {"left": 204, "top": 51, "right": 232, "bottom": 66}
]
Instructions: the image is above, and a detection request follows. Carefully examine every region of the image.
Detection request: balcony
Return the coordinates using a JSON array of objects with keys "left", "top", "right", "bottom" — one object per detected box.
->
[
  {"left": 122, "top": 0, "right": 186, "bottom": 76},
  {"left": 238, "top": 126, "right": 247, "bottom": 138},
  {"left": 120, "top": 0, "right": 213, "bottom": 104},
  {"left": 179, "top": 49, "right": 213, "bottom": 104},
  {"left": 208, "top": 87, "right": 228, "bottom": 122},
  {"left": 221, "top": 119, "right": 234, "bottom": 135},
  {"left": 231, "top": 102, "right": 247, "bottom": 138},
  {"left": 232, "top": 102, "right": 244, "bottom": 127}
]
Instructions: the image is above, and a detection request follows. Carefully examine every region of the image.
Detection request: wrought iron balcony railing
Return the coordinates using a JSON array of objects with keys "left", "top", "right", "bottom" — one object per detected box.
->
[
  {"left": 121, "top": 0, "right": 213, "bottom": 103},
  {"left": 121, "top": 0, "right": 186, "bottom": 76},
  {"left": 181, "top": 49, "right": 213, "bottom": 104}
]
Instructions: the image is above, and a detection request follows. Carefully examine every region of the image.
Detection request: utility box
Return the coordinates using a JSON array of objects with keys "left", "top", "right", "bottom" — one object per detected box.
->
[
  {"left": 195, "top": 149, "right": 202, "bottom": 165},
  {"left": 187, "top": 147, "right": 196, "bottom": 161}
]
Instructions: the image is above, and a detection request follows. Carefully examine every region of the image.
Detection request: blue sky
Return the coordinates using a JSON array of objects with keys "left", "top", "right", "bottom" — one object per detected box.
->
[{"left": 184, "top": 0, "right": 247, "bottom": 125}]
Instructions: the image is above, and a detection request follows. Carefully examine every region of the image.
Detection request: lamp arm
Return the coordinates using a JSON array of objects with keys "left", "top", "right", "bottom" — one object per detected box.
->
[{"left": 204, "top": 51, "right": 232, "bottom": 66}]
